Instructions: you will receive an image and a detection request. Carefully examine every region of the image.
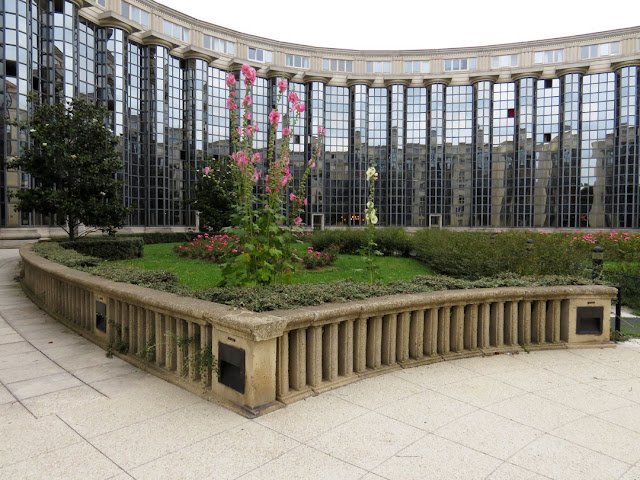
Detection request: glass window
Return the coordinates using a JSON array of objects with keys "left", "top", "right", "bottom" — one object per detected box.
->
[
  {"left": 491, "top": 54, "right": 518, "bottom": 68},
  {"left": 286, "top": 54, "right": 309, "bottom": 69},
  {"left": 581, "top": 42, "right": 620, "bottom": 59},
  {"left": 163, "top": 20, "right": 188, "bottom": 42},
  {"left": 322, "top": 58, "right": 352, "bottom": 72},
  {"left": 203, "top": 35, "right": 234, "bottom": 55},
  {"left": 248, "top": 47, "right": 272, "bottom": 63},
  {"left": 534, "top": 49, "right": 563, "bottom": 64},
  {"left": 366, "top": 61, "right": 390, "bottom": 73},
  {"left": 122, "top": 1, "right": 149, "bottom": 27},
  {"left": 444, "top": 58, "right": 477, "bottom": 71},
  {"left": 404, "top": 61, "right": 430, "bottom": 73}
]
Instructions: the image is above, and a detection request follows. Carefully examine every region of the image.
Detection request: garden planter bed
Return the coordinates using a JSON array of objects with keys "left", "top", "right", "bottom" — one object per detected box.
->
[{"left": 20, "top": 245, "right": 617, "bottom": 418}]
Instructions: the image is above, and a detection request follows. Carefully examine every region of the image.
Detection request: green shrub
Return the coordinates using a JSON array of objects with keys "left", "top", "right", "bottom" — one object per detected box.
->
[
  {"left": 602, "top": 263, "right": 640, "bottom": 310},
  {"left": 197, "top": 274, "right": 595, "bottom": 312},
  {"left": 83, "top": 265, "right": 179, "bottom": 286},
  {"left": 61, "top": 237, "right": 144, "bottom": 260},
  {"left": 373, "top": 227, "right": 412, "bottom": 256},
  {"left": 32, "top": 241, "right": 100, "bottom": 268},
  {"left": 411, "top": 229, "right": 593, "bottom": 279},
  {"left": 311, "top": 229, "right": 365, "bottom": 254},
  {"left": 310, "top": 227, "right": 411, "bottom": 256}
]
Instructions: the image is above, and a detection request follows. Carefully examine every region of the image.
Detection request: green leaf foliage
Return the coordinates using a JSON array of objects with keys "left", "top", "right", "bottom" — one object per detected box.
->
[{"left": 7, "top": 98, "right": 129, "bottom": 240}]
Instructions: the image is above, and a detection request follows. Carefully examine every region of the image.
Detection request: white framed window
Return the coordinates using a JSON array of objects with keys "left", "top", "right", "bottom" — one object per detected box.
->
[
  {"left": 366, "top": 61, "right": 390, "bottom": 73},
  {"left": 534, "top": 49, "right": 564, "bottom": 64},
  {"left": 203, "top": 35, "right": 234, "bottom": 55},
  {"left": 286, "top": 54, "right": 309, "bottom": 69},
  {"left": 444, "top": 58, "right": 477, "bottom": 71},
  {"left": 121, "top": 1, "right": 148, "bottom": 27},
  {"left": 581, "top": 42, "right": 620, "bottom": 59},
  {"left": 163, "top": 20, "right": 188, "bottom": 42},
  {"left": 322, "top": 58, "right": 353, "bottom": 72},
  {"left": 404, "top": 61, "right": 430, "bottom": 73},
  {"left": 491, "top": 54, "right": 518, "bottom": 68},
  {"left": 248, "top": 47, "right": 272, "bottom": 63}
]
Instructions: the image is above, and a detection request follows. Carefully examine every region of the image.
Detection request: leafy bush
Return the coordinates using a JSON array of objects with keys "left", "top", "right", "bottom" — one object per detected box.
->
[
  {"left": 174, "top": 233, "right": 240, "bottom": 262},
  {"left": 197, "top": 274, "right": 595, "bottom": 312},
  {"left": 297, "top": 245, "right": 340, "bottom": 269},
  {"left": 310, "top": 227, "right": 411, "bottom": 256},
  {"left": 602, "top": 263, "right": 640, "bottom": 310},
  {"left": 411, "top": 229, "right": 593, "bottom": 279},
  {"left": 32, "top": 242, "right": 100, "bottom": 268},
  {"left": 82, "top": 265, "right": 179, "bottom": 286},
  {"left": 115, "top": 232, "right": 195, "bottom": 245},
  {"left": 61, "top": 237, "right": 144, "bottom": 261}
]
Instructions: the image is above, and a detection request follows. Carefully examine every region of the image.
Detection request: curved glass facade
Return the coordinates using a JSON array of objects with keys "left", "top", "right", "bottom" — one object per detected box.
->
[{"left": 1, "top": 0, "right": 639, "bottom": 231}]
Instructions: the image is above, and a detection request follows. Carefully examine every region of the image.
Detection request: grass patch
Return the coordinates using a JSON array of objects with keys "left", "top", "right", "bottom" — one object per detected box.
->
[{"left": 110, "top": 243, "right": 432, "bottom": 289}]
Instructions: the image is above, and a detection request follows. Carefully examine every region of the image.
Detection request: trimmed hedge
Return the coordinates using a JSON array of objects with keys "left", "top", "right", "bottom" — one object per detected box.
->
[
  {"left": 310, "top": 227, "right": 411, "bottom": 256},
  {"left": 32, "top": 242, "right": 100, "bottom": 268},
  {"left": 122, "top": 232, "right": 195, "bottom": 245},
  {"left": 411, "top": 229, "right": 592, "bottom": 279},
  {"left": 61, "top": 237, "right": 144, "bottom": 261},
  {"left": 82, "top": 265, "right": 179, "bottom": 287},
  {"left": 30, "top": 241, "right": 598, "bottom": 312},
  {"left": 602, "top": 263, "right": 640, "bottom": 310}
]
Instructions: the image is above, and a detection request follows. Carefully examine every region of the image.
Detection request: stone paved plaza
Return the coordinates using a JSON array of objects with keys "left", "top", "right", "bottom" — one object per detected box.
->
[{"left": 1, "top": 248, "right": 640, "bottom": 480}]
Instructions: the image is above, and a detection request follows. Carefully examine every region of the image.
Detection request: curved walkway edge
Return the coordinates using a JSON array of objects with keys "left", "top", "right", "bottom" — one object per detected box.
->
[{"left": 2, "top": 249, "right": 640, "bottom": 480}]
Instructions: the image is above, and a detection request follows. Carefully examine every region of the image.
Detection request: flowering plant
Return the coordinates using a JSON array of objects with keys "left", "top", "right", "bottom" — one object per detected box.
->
[
  {"left": 359, "top": 165, "right": 381, "bottom": 282},
  {"left": 298, "top": 244, "right": 341, "bottom": 269},
  {"left": 219, "top": 65, "right": 324, "bottom": 286},
  {"left": 174, "top": 233, "right": 240, "bottom": 262}
]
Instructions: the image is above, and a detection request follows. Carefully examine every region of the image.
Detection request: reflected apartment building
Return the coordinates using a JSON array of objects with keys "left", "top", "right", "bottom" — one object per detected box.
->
[{"left": 1, "top": 0, "right": 639, "bottom": 237}]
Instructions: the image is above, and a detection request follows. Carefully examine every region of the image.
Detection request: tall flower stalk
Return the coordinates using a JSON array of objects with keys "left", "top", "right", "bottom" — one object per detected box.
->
[
  {"left": 360, "top": 165, "right": 380, "bottom": 283},
  {"left": 219, "top": 66, "right": 324, "bottom": 286}
]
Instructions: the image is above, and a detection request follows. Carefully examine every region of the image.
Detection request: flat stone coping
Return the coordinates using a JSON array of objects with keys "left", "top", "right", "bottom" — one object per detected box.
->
[{"left": 2, "top": 249, "right": 640, "bottom": 478}]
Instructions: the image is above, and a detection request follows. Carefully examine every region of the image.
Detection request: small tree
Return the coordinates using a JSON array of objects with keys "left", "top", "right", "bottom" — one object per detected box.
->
[
  {"left": 7, "top": 98, "right": 128, "bottom": 240},
  {"left": 191, "top": 155, "right": 234, "bottom": 233}
]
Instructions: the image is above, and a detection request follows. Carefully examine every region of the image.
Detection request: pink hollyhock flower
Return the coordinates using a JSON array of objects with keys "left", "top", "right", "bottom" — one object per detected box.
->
[
  {"left": 226, "top": 73, "right": 236, "bottom": 87},
  {"left": 245, "top": 111, "right": 252, "bottom": 121},
  {"left": 278, "top": 78, "right": 288, "bottom": 92},
  {"left": 304, "top": 197, "right": 308, "bottom": 206},
  {"left": 241, "top": 64, "right": 256, "bottom": 86},
  {"left": 269, "top": 110, "right": 280, "bottom": 126},
  {"left": 204, "top": 166, "right": 210, "bottom": 176},
  {"left": 230, "top": 91, "right": 235, "bottom": 97},
  {"left": 254, "top": 123, "right": 260, "bottom": 132},
  {"left": 317, "top": 147, "right": 322, "bottom": 155},
  {"left": 251, "top": 168, "right": 260, "bottom": 182},
  {"left": 243, "top": 95, "right": 252, "bottom": 107},
  {"left": 318, "top": 126, "right": 326, "bottom": 135},
  {"left": 226, "top": 98, "right": 238, "bottom": 110},
  {"left": 294, "top": 102, "right": 305, "bottom": 113},
  {"left": 252, "top": 152, "right": 261, "bottom": 163},
  {"left": 309, "top": 159, "right": 316, "bottom": 168},
  {"left": 236, "top": 126, "right": 242, "bottom": 136},
  {"left": 288, "top": 92, "right": 299, "bottom": 103},
  {"left": 289, "top": 193, "right": 296, "bottom": 201},
  {"left": 283, "top": 127, "right": 291, "bottom": 136},
  {"left": 294, "top": 217, "right": 302, "bottom": 226}
]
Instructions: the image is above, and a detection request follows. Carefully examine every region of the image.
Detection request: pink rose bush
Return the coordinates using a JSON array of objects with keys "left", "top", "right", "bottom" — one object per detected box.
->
[{"left": 175, "top": 233, "right": 240, "bottom": 262}]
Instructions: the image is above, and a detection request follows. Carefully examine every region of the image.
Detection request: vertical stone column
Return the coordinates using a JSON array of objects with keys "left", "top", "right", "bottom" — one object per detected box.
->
[{"left": 409, "top": 310, "right": 425, "bottom": 359}]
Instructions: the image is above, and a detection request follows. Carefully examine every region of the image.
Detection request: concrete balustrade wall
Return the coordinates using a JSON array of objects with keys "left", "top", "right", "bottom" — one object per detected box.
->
[{"left": 19, "top": 245, "right": 617, "bottom": 417}]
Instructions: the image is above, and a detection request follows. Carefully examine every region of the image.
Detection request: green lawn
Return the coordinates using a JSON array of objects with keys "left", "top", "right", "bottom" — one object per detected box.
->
[{"left": 110, "top": 243, "right": 432, "bottom": 289}]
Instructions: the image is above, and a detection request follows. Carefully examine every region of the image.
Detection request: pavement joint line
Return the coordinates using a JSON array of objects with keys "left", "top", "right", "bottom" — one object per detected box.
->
[
  {"left": 0, "top": 377, "right": 37, "bottom": 419},
  {"left": 55, "top": 414, "right": 136, "bottom": 479},
  {"left": 0, "top": 299, "right": 110, "bottom": 400}
]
